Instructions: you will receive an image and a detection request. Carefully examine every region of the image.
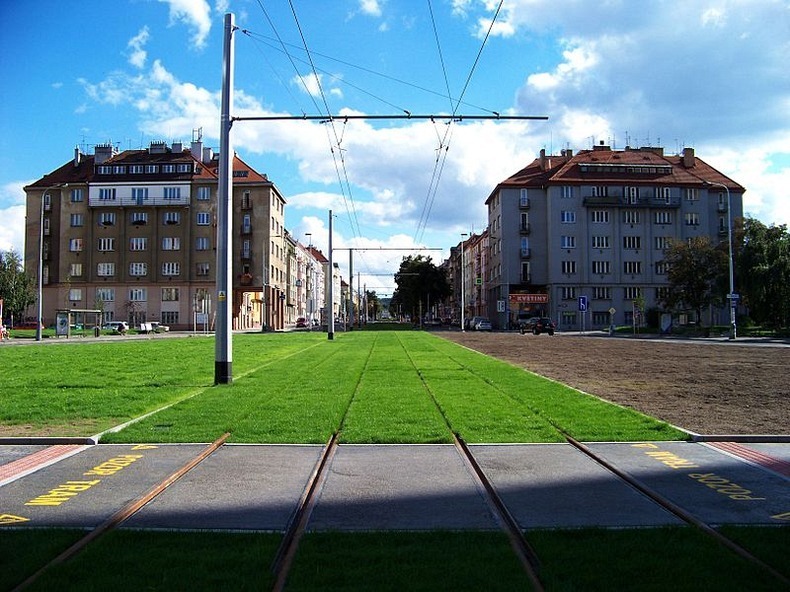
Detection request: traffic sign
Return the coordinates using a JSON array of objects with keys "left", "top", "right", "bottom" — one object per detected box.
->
[
  {"left": 578, "top": 296, "right": 588, "bottom": 312},
  {"left": 727, "top": 293, "right": 740, "bottom": 300}
]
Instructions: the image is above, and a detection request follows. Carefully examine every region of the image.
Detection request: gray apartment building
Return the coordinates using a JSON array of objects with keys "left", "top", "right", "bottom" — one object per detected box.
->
[
  {"left": 484, "top": 144, "right": 744, "bottom": 331},
  {"left": 24, "top": 138, "right": 290, "bottom": 331}
]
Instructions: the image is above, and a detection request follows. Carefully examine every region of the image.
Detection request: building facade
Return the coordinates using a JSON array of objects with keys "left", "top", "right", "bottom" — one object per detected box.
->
[
  {"left": 483, "top": 145, "right": 744, "bottom": 330},
  {"left": 24, "top": 139, "right": 300, "bottom": 331}
]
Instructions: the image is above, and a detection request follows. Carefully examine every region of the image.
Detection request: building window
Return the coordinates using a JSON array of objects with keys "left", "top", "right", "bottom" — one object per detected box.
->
[
  {"left": 162, "top": 311, "right": 179, "bottom": 325},
  {"left": 177, "top": 163, "right": 192, "bottom": 173},
  {"left": 162, "top": 262, "right": 181, "bottom": 276},
  {"left": 561, "top": 311, "right": 577, "bottom": 327},
  {"left": 96, "top": 288, "right": 115, "bottom": 302},
  {"left": 112, "top": 165, "right": 126, "bottom": 174},
  {"left": 685, "top": 188, "right": 698, "bottom": 201},
  {"left": 129, "top": 165, "right": 144, "bottom": 174},
  {"left": 69, "top": 263, "right": 83, "bottom": 277},
  {"left": 561, "top": 186, "right": 573, "bottom": 199},
  {"left": 623, "top": 236, "right": 641, "bottom": 250},
  {"left": 561, "top": 235, "right": 576, "bottom": 249},
  {"left": 70, "top": 214, "right": 84, "bottom": 227},
  {"left": 685, "top": 212, "right": 700, "bottom": 226},
  {"left": 655, "top": 236, "right": 671, "bottom": 250},
  {"left": 591, "top": 210, "right": 609, "bottom": 223},
  {"left": 561, "top": 286, "right": 577, "bottom": 300},
  {"left": 196, "top": 237, "right": 210, "bottom": 251},
  {"left": 519, "top": 189, "right": 529, "bottom": 206},
  {"left": 197, "top": 186, "right": 211, "bottom": 201},
  {"left": 132, "top": 212, "right": 148, "bottom": 225},
  {"left": 132, "top": 188, "right": 149, "bottom": 202},
  {"left": 561, "top": 210, "right": 576, "bottom": 223},
  {"left": 624, "top": 210, "right": 641, "bottom": 224},
  {"left": 97, "top": 262, "right": 115, "bottom": 277},
  {"left": 162, "top": 237, "right": 181, "bottom": 250},
  {"left": 164, "top": 211, "right": 180, "bottom": 225},
  {"left": 163, "top": 187, "right": 181, "bottom": 199},
  {"left": 520, "top": 237, "right": 530, "bottom": 257},
  {"left": 561, "top": 260, "right": 576, "bottom": 274},
  {"left": 98, "top": 238, "right": 115, "bottom": 252},
  {"left": 99, "top": 212, "right": 116, "bottom": 226},
  {"left": 70, "top": 188, "right": 84, "bottom": 202},
  {"left": 519, "top": 212, "right": 529, "bottom": 231},
  {"left": 624, "top": 261, "right": 642, "bottom": 275},
  {"left": 624, "top": 286, "right": 643, "bottom": 300},
  {"left": 592, "top": 186, "right": 608, "bottom": 197},
  {"left": 655, "top": 261, "right": 668, "bottom": 275},
  {"left": 592, "top": 261, "right": 611, "bottom": 275},
  {"left": 654, "top": 211, "right": 672, "bottom": 225},
  {"left": 196, "top": 262, "right": 210, "bottom": 276},
  {"left": 98, "top": 188, "right": 116, "bottom": 201},
  {"left": 655, "top": 286, "right": 670, "bottom": 301},
  {"left": 162, "top": 164, "right": 176, "bottom": 173},
  {"left": 197, "top": 212, "right": 211, "bottom": 225},
  {"left": 626, "top": 186, "right": 638, "bottom": 203},
  {"left": 98, "top": 166, "right": 111, "bottom": 174},
  {"left": 241, "top": 190, "right": 251, "bottom": 208},
  {"left": 655, "top": 187, "right": 672, "bottom": 201},
  {"left": 592, "top": 311, "right": 610, "bottom": 325},
  {"left": 69, "top": 238, "right": 83, "bottom": 252},
  {"left": 592, "top": 236, "right": 610, "bottom": 249},
  {"left": 129, "top": 288, "right": 147, "bottom": 302},
  {"left": 130, "top": 237, "right": 147, "bottom": 251},
  {"left": 129, "top": 262, "right": 148, "bottom": 276},
  {"left": 162, "top": 288, "right": 180, "bottom": 302},
  {"left": 242, "top": 240, "right": 251, "bottom": 259},
  {"left": 593, "top": 286, "right": 611, "bottom": 300},
  {"left": 68, "top": 289, "right": 82, "bottom": 302},
  {"left": 521, "top": 262, "right": 531, "bottom": 283},
  {"left": 145, "top": 165, "right": 158, "bottom": 173}
]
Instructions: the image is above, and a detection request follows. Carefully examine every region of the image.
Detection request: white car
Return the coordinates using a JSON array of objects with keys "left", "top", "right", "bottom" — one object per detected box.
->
[
  {"left": 103, "top": 321, "right": 129, "bottom": 334},
  {"left": 150, "top": 322, "right": 170, "bottom": 333}
]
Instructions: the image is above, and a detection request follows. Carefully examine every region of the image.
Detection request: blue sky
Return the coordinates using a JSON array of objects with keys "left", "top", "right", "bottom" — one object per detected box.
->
[{"left": 1, "top": 0, "right": 788, "bottom": 297}]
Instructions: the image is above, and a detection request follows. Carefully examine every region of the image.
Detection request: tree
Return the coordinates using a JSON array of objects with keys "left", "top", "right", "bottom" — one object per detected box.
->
[
  {"left": 0, "top": 250, "right": 36, "bottom": 326},
  {"left": 660, "top": 237, "right": 727, "bottom": 326},
  {"left": 391, "top": 255, "right": 451, "bottom": 321},
  {"left": 365, "top": 290, "right": 380, "bottom": 321},
  {"left": 737, "top": 217, "right": 790, "bottom": 329}
]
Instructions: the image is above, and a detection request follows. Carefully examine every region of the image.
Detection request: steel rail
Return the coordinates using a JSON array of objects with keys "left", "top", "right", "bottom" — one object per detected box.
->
[
  {"left": 13, "top": 432, "right": 231, "bottom": 591},
  {"left": 564, "top": 434, "right": 789, "bottom": 586}
]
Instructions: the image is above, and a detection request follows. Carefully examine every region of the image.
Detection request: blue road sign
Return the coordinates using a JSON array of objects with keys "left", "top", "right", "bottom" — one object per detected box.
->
[{"left": 578, "top": 296, "right": 588, "bottom": 312}]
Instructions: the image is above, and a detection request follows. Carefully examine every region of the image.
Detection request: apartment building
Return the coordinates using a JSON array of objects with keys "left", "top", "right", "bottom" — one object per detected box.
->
[
  {"left": 24, "top": 138, "right": 290, "bottom": 331},
  {"left": 484, "top": 144, "right": 744, "bottom": 330}
]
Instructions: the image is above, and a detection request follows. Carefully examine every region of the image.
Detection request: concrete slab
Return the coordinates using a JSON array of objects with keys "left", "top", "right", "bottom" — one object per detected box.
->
[
  {"left": 0, "top": 445, "right": 48, "bottom": 467},
  {"left": 125, "top": 445, "right": 322, "bottom": 531},
  {"left": 586, "top": 442, "right": 790, "bottom": 525},
  {"left": 0, "top": 444, "right": 204, "bottom": 528},
  {"left": 308, "top": 445, "right": 498, "bottom": 531},
  {"left": 471, "top": 444, "right": 681, "bottom": 528},
  {"left": 745, "top": 443, "right": 790, "bottom": 464}
]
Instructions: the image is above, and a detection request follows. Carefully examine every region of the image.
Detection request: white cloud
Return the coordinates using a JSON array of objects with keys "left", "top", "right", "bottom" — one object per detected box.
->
[
  {"left": 0, "top": 181, "right": 30, "bottom": 254},
  {"left": 157, "top": 0, "right": 212, "bottom": 49},
  {"left": 127, "top": 27, "right": 150, "bottom": 69},
  {"left": 359, "top": 0, "right": 384, "bottom": 18}
]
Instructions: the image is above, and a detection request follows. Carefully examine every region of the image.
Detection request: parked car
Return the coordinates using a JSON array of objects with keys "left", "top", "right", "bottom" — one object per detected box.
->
[
  {"left": 150, "top": 322, "right": 169, "bottom": 333},
  {"left": 103, "top": 321, "right": 129, "bottom": 334},
  {"left": 520, "top": 317, "right": 555, "bottom": 335},
  {"left": 471, "top": 316, "right": 492, "bottom": 331},
  {"left": 296, "top": 317, "right": 308, "bottom": 328}
]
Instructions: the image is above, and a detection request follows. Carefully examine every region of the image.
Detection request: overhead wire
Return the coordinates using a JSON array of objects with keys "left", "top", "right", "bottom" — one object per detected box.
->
[
  {"left": 286, "top": 0, "right": 363, "bottom": 240},
  {"left": 414, "top": 0, "right": 504, "bottom": 243}
]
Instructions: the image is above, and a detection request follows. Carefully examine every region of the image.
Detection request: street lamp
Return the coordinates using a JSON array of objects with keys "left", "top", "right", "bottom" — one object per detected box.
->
[
  {"left": 460, "top": 233, "right": 467, "bottom": 332},
  {"left": 705, "top": 181, "right": 736, "bottom": 339}
]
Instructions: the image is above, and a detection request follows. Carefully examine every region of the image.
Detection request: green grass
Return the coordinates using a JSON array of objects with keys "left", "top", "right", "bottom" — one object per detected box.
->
[
  {"left": 527, "top": 526, "right": 785, "bottom": 591},
  {"left": 1, "top": 331, "right": 684, "bottom": 443},
  {"left": 11, "top": 530, "right": 280, "bottom": 592}
]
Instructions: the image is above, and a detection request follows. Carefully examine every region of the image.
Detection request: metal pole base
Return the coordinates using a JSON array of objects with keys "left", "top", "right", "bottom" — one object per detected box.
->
[{"left": 215, "top": 362, "right": 233, "bottom": 384}]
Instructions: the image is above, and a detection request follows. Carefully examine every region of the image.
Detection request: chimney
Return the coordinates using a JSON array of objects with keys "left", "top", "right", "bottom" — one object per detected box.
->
[
  {"left": 539, "top": 148, "right": 547, "bottom": 170},
  {"left": 202, "top": 147, "right": 214, "bottom": 163},
  {"left": 683, "top": 147, "right": 695, "bottom": 168},
  {"left": 94, "top": 143, "right": 115, "bottom": 164},
  {"left": 191, "top": 139, "right": 203, "bottom": 160},
  {"left": 73, "top": 146, "right": 82, "bottom": 167},
  {"left": 172, "top": 141, "right": 183, "bottom": 153}
]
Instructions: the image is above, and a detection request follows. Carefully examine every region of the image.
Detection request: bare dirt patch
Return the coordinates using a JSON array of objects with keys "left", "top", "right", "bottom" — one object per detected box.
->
[{"left": 441, "top": 332, "right": 790, "bottom": 436}]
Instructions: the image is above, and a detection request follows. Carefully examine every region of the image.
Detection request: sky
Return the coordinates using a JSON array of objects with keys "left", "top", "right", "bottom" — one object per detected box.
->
[{"left": 1, "top": 0, "right": 788, "bottom": 297}]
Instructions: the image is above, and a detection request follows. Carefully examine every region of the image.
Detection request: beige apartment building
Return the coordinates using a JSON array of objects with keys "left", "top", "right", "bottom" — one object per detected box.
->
[{"left": 24, "top": 138, "right": 289, "bottom": 331}]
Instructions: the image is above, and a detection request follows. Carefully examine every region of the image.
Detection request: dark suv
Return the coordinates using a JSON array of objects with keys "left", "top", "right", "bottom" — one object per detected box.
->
[{"left": 520, "top": 317, "right": 555, "bottom": 335}]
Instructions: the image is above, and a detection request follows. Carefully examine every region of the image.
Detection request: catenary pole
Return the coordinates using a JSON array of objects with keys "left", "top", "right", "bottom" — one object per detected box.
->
[
  {"left": 328, "top": 210, "right": 334, "bottom": 340},
  {"left": 215, "top": 12, "right": 235, "bottom": 384}
]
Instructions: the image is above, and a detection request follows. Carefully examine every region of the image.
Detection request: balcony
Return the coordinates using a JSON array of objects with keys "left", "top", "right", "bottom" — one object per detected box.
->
[
  {"left": 520, "top": 248, "right": 531, "bottom": 259},
  {"left": 519, "top": 198, "right": 530, "bottom": 209},
  {"left": 519, "top": 223, "right": 531, "bottom": 234}
]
